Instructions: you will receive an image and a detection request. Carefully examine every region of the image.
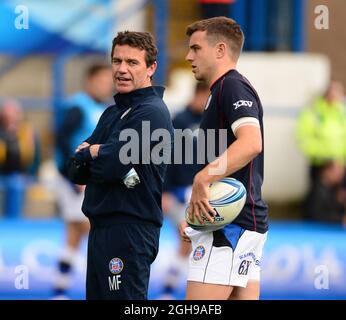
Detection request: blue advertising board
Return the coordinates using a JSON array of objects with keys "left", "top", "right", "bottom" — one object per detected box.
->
[{"left": 0, "top": 219, "right": 345, "bottom": 300}]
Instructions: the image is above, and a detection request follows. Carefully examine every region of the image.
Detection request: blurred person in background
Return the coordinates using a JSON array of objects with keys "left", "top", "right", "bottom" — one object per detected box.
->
[
  {"left": 52, "top": 63, "right": 113, "bottom": 299},
  {"left": 0, "top": 99, "right": 40, "bottom": 218},
  {"left": 296, "top": 81, "right": 346, "bottom": 223},
  {"left": 303, "top": 160, "right": 346, "bottom": 226},
  {"left": 296, "top": 81, "right": 346, "bottom": 183},
  {"left": 160, "top": 81, "right": 210, "bottom": 299}
]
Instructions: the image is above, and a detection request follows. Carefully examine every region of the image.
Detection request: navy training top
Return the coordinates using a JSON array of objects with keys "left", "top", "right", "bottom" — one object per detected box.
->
[
  {"left": 71, "top": 86, "right": 174, "bottom": 227},
  {"left": 198, "top": 69, "right": 268, "bottom": 233}
]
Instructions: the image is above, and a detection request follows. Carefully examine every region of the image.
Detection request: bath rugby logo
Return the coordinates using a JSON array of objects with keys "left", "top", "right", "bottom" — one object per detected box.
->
[
  {"left": 193, "top": 245, "right": 206, "bottom": 261},
  {"left": 109, "top": 257, "right": 124, "bottom": 274}
]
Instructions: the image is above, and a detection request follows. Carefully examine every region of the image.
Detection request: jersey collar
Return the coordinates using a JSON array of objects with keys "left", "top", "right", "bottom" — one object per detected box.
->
[
  {"left": 210, "top": 69, "right": 236, "bottom": 91},
  {"left": 113, "top": 86, "right": 165, "bottom": 107}
]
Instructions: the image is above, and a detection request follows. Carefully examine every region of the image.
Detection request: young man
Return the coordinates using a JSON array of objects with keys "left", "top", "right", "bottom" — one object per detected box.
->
[
  {"left": 180, "top": 16, "right": 268, "bottom": 300},
  {"left": 67, "top": 31, "right": 173, "bottom": 300},
  {"left": 52, "top": 63, "right": 113, "bottom": 298}
]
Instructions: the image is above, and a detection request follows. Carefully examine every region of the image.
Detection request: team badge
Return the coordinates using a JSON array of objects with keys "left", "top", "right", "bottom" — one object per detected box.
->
[
  {"left": 204, "top": 95, "right": 212, "bottom": 110},
  {"left": 193, "top": 245, "right": 206, "bottom": 261},
  {"left": 109, "top": 257, "right": 124, "bottom": 274}
]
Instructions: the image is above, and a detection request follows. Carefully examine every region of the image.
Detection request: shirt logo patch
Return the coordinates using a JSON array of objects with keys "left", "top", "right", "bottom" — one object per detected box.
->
[
  {"left": 109, "top": 257, "right": 124, "bottom": 274},
  {"left": 120, "top": 107, "right": 132, "bottom": 119},
  {"left": 204, "top": 95, "right": 212, "bottom": 110},
  {"left": 193, "top": 245, "right": 206, "bottom": 261},
  {"left": 233, "top": 100, "right": 253, "bottom": 110}
]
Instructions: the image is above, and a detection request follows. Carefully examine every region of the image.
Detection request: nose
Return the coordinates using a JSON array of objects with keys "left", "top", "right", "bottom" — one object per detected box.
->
[
  {"left": 185, "top": 50, "right": 193, "bottom": 62},
  {"left": 117, "top": 61, "right": 127, "bottom": 73}
]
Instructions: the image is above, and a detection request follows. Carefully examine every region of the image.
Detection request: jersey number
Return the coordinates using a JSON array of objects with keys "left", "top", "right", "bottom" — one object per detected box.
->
[{"left": 238, "top": 260, "right": 252, "bottom": 275}]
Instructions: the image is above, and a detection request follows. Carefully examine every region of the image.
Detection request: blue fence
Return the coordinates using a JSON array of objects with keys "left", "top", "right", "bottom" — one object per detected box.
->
[{"left": 231, "top": 0, "right": 306, "bottom": 52}]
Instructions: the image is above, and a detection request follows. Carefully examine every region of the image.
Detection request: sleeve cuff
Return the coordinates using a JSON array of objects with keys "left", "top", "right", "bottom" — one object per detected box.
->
[{"left": 231, "top": 117, "right": 260, "bottom": 135}]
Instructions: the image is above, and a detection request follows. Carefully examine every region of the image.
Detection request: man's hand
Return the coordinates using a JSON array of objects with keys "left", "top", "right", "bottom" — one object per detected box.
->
[
  {"left": 75, "top": 185, "right": 86, "bottom": 193},
  {"left": 188, "top": 173, "right": 215, "bottom": 224},
  {"left": 89, "top": 144, "right": 101, "bottom": 159},
  {"left": 75, "top": 142, "right": 90, "bottom": 153},
  {"left": 179, "top": 220, "right": 191, "bottom": 243}
]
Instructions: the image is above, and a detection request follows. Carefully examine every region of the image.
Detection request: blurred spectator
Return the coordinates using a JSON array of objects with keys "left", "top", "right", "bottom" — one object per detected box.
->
[
  {"left": 51, "top": 63, "right": 113, "bottom": 298},
  {"left": 198, "top": 0, "right": 235, "bottom": 19},
  {"left": 302, "top": 161, "right": 346, "bottom": 226},
  {"left": 0, "top": 99, "right": 40, "bottom": 218},
  {"left": 296, "top": 81, "right": 346, "bottom": 183},
  {"left": 296, "top": 81, "right": 346, "bottom": 225},
  {"left": 159, "top": 82, "right": 210, "bottom": 299}
]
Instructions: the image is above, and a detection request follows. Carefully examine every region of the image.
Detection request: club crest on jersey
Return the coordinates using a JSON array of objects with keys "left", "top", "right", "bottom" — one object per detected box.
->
[
  {"left": 193, "top": 245, "right": 206, "bottom": 261},
  {"left": 233, "top": 100, "right": 253, "bottom": 110},
  {"left": 109, "top": 257, "right": 124, "bottom": 274},
  {"left": 204, "top": 95, "right": 212, "bottom": 110}
]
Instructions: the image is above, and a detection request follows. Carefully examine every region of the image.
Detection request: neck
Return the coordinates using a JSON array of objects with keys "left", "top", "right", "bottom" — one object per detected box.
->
[{"left": 208, "top": 62, "right": 237, "bottom": 87}]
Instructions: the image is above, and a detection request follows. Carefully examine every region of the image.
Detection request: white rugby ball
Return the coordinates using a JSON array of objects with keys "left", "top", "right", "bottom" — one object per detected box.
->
[{"left": 186, "top": 177, "right": 246, "bottom": 232}]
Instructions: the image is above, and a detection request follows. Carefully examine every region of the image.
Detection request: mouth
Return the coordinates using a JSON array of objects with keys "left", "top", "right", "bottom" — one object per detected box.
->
[{"left": 115, "top": 76, "right": 132, "bottom": 83}]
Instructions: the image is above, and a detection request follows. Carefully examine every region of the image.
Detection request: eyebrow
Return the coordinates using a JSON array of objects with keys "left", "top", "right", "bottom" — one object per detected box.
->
[
  {"left": 127, "top": 58, "right": 139, "bottom": 63},
  {"left": 190, "top": 44, "right": 201, "bottom": 50},
  {"left": 112, "top": 57, "right": 139, "bottom": 63}
]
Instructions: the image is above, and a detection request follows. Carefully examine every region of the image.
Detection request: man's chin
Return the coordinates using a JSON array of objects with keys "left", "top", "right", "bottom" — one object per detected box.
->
[
  {"left": 194, "top": 74, "right": 204, "bottom": 81},
  {"left": 115, "top": 85, "right": 132, "bottom": 94}
]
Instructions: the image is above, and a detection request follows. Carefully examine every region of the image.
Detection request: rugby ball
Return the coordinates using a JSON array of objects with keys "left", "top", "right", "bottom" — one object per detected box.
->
[{"left": 186, "top": 177, "right": 246, "bottom": 232}]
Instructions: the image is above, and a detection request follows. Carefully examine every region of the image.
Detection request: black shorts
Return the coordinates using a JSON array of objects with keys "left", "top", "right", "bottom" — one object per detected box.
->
[{"left": 86, "top": 216, "right": 160, "bottom": 300}]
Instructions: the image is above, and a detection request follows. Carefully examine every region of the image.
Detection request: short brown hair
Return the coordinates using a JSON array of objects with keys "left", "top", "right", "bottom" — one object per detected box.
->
[
  {"left": 85, "top": 63, "right": 110, "bottom": 79},
  {"left": 186, "top": 16, "right": 244, "bottom": 61},
  {"left": 111, "top": 31, "right": 158, "bottom": 67}
]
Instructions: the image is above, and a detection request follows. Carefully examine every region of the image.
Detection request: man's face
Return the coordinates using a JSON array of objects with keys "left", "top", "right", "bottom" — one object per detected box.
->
[
  {"left": 326, "top": 81, "right": 345, "bottom": 103},
  {"left": 185, "top": 31, "right": 216, "bottom": 83},
  {"left": 112, "top": 45, "right": 156, "bottom": 94},
  {"left": 86, "top": 68, "right": 113, "bottom": 102}
]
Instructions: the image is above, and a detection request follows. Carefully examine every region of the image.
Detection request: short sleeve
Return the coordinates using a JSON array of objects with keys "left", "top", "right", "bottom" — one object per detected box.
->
[{"left": 220, "top": 78, "right": 260, "bottom": 128}]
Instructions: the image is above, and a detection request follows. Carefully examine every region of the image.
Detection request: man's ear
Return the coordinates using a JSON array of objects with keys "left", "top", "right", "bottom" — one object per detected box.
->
[
  {"left": 147, "top": 61, "right": 157, "bottom": 78},
  {"left": 215, "top": 42, "right": 227, "bottom": 59}
]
